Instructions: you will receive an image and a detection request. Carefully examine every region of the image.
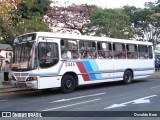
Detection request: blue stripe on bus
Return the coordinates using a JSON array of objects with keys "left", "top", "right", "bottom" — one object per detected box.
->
[
  {"left": 83, "top": 61, "right": 96, "bottom": 80},
  {"left": 90, "top": 60, "right": 102, "bottom": 80}
]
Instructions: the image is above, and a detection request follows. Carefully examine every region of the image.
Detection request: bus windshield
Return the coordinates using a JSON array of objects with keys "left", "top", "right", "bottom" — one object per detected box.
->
[{"left": 12, "top": 42, "right": 37, "bottom": 71}]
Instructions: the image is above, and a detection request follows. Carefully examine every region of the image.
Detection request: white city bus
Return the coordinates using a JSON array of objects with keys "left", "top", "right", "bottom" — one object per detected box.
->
[{"left": 11, "top": 32, "right": 155, "bottom": 93}]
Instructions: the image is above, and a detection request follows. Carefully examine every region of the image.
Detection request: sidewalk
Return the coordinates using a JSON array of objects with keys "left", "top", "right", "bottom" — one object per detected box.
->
[
  {"left": 0, "top": 71, "right": 29, "bottom": 94},
  {"left": 0, "top": 71, "right": 12, "bottom": 89}
]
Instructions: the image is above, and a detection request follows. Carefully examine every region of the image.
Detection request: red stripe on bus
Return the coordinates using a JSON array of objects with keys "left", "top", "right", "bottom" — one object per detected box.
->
[{"left": 76, "top": 62, "right": 90, "bottom": 81}]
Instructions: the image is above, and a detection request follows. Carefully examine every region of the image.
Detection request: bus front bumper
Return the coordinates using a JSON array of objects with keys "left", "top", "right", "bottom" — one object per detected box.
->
[{"left": 11, "top": 80, "right": 38, "bottom": 89}]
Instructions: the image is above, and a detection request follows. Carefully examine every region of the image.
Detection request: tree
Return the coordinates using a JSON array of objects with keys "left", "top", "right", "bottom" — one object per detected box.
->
[
  {"left": 11, "top": 0, "right": 51, "bottom": 35},
  {"left": 131, "top": 8, "right": 154, "bottom": 40},
  {"left": 0, "top": 0, "right": 22, "bottom": 44},
  {"left": 145, "top": 0, "right": 160, "bottom": 8},
  {"left": 45, "top": 2, "right": 98, "bottom": 35},
  {"left": 0, "top": 0, "right": 51, "bottom": 44},
  {"left": 145, "top": 1, "right": 155, "bottom": 8},
  {"left": 86, "top": 9, "right": 133, "bottom": 39},
  {"left": 122, "top": 2, "right": 160, "bottom": 47},
  {"left": 0, "top": 0, "right": 33, "bottom": 44},
  {"left": 11, "top": 17, "right": 51, "bottom": 36},
  {"left": 122, "top": 6, "right": 137, "bottom": 24},
  {"left": 149, "top": 13, "right": 160, "bottom": 46}
]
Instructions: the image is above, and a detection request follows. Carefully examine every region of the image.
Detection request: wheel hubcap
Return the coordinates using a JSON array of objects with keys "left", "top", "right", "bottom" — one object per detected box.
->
[
  {"left": 65, "top": 80, "right": 72, "bottom": 88},
  {"left": 125, "top": 73, "right": 131, "bottom": 81}
]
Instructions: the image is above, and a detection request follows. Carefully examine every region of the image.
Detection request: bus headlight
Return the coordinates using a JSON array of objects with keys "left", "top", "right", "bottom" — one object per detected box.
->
[{"left": 26, "top": 77, "right": 37, "bottom": 81}]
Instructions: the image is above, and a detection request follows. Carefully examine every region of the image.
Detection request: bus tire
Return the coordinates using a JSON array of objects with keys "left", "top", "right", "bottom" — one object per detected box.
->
[
  {"left": 123, "top": 70, "right": 133, "bottom": 84},
  {"left": 61, "top": 75, "right": 76, "bottom": 93}
]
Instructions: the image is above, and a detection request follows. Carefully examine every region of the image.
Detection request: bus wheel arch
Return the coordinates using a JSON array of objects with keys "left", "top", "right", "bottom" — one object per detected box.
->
[
  {"left": 61, "top": 72, "right": 78, "bottom": 93},
  {"left": 123, "top": 69, "right": 133, "bottom": 84}
]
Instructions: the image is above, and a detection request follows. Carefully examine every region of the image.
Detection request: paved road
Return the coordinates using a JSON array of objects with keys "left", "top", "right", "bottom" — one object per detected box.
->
[{"left": 0, "top": 76, "right": 160, "bottom": 120}]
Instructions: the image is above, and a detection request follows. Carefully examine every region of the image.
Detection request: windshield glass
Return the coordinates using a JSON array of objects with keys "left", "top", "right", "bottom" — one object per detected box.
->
[{"left": 12, "top": 42, "right": 37, "bottom": 71}]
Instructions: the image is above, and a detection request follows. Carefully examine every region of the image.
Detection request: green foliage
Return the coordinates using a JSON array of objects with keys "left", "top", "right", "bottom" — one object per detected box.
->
[
  {"left": 0, "top": 0, "right": 51, "bottom": 44},
  {"left": 86, "top": 9, "right": 133, "bottom": 39},
  {"left": 11, "top": 17, "right": 51, "bottom": 36},
  {"left": 15, "top": 0, "right": 50, "bottom": 19},
  {"left": 133, "top": 9, "right": 153, "bottom": 27},
  {"left": 150, "top": 13, "right": 160, "bottom": 21},
  {"left": 122, "top": 1, "right": 160, "bottom": 46},
  {"left": 122, "top": 6, "right": 137, "bottom": 23}
]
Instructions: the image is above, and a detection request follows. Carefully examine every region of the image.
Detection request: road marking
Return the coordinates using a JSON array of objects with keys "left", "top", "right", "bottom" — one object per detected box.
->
[
  {"left": 104, "top": 95, "right": 157, "bottom": 110},
  {"left": 150, "top": 86, "right": 160, "bottom": 89},
  {"left": 43, "top": 98, "right": 101, "bottom": 111},
  {"left": 50, "top": 92, "right": 106, "bottom": 103},
  {"left": 0, "top": 100, "right": 8, "bottom": 103}
]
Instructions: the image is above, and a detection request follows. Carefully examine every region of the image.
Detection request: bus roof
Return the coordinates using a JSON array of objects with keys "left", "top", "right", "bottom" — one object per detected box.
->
[{"left": 17, "top": 32, "right": 153, "bottom": 45}]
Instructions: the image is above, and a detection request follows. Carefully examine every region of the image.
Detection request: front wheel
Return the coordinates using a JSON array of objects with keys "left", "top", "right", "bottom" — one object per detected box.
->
[
  {"left": 123, "top": 70, "right": 133, "bottom": 84},
  {"left": 61, "top": 75, "right": 76, "bottom": 93}
]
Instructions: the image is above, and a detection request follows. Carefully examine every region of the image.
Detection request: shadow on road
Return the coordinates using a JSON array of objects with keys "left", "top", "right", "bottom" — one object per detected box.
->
[{"left": 75, "top": 79, "right": 149, "bottom": 92}]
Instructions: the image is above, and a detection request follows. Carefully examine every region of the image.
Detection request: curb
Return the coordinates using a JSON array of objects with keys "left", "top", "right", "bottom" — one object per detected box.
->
[
  {"left": 0, "top": 81, "right": 15, "bottom": 90},
  {"left": 148, "top": 72, "right": 160, "bottom": 78},
  {"left": 0, "top": 86, "right": 16, "bottom": 90},
  {"left": 0, "top": 81, "right": 32, "bottom": 94},
  {"left": 0, "top": 88, "right": 32, "bottom": 94}
]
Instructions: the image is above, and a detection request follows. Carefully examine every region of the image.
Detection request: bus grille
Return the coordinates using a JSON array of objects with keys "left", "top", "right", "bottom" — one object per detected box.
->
[
  {"left": 16, "top": 77, "right": 26, "bottom": 81},
  {"left": 14, "top": 73, "right": 29, "bottom": 76},
  {"left": 21, "top": 73, "right": 29, "bottom": 76},
  {"left": 14, "top": 72, "right": 29, "bottom": 81},
  {"left": 14, "top": 73, "right": 21, "bottom": 76}
]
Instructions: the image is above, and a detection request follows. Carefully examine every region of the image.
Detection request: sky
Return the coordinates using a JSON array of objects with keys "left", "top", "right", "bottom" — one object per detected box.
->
[{"left": 59, "top": 0, "right": 156, "bottom": 8}]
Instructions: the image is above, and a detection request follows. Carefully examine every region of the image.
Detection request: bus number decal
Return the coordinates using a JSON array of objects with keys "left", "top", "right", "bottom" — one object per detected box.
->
[{"left": 65, "top": 62, "right": 75, "bottom": 67}]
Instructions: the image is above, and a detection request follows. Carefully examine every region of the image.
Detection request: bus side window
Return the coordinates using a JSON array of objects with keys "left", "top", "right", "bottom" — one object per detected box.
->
[
  {"left": 79, "top": 41, "right": 96, "bottom": 59},
  {"left": 113, "top": 43, "right": 126, "bottom": 59},
  {"left": 127, "top": 44, "right": 138, "bottom": 59},
  {"left": 138, "top": 45, "right": 148, "bottom": 59},
  {"left": 61, "top": 39, "right": 78, "bottom": 59},
  {"left": 97, "top": 42, "right": 112, "bottom": 59}
]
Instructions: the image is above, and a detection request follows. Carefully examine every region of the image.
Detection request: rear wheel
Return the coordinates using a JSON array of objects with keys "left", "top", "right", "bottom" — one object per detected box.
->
[
  {"left": 61, "top": 75, "right": 76, "bottom": 93},
  {"left": 123, "top": 70, "right": 133, "bottom": 84}
]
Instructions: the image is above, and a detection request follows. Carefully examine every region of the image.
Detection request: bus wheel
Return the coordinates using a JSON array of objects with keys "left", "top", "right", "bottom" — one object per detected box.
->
[
  {"left": 123, "top": 70, "right": 133, "bottom": 84},
  {"left": 61, "top": 75, "right": 76, "bottom": 93}
]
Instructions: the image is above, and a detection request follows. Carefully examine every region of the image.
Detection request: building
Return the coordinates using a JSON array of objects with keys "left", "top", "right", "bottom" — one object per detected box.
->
[{"left": 0, "top": 44, "right": 12, "bottom": 69}]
